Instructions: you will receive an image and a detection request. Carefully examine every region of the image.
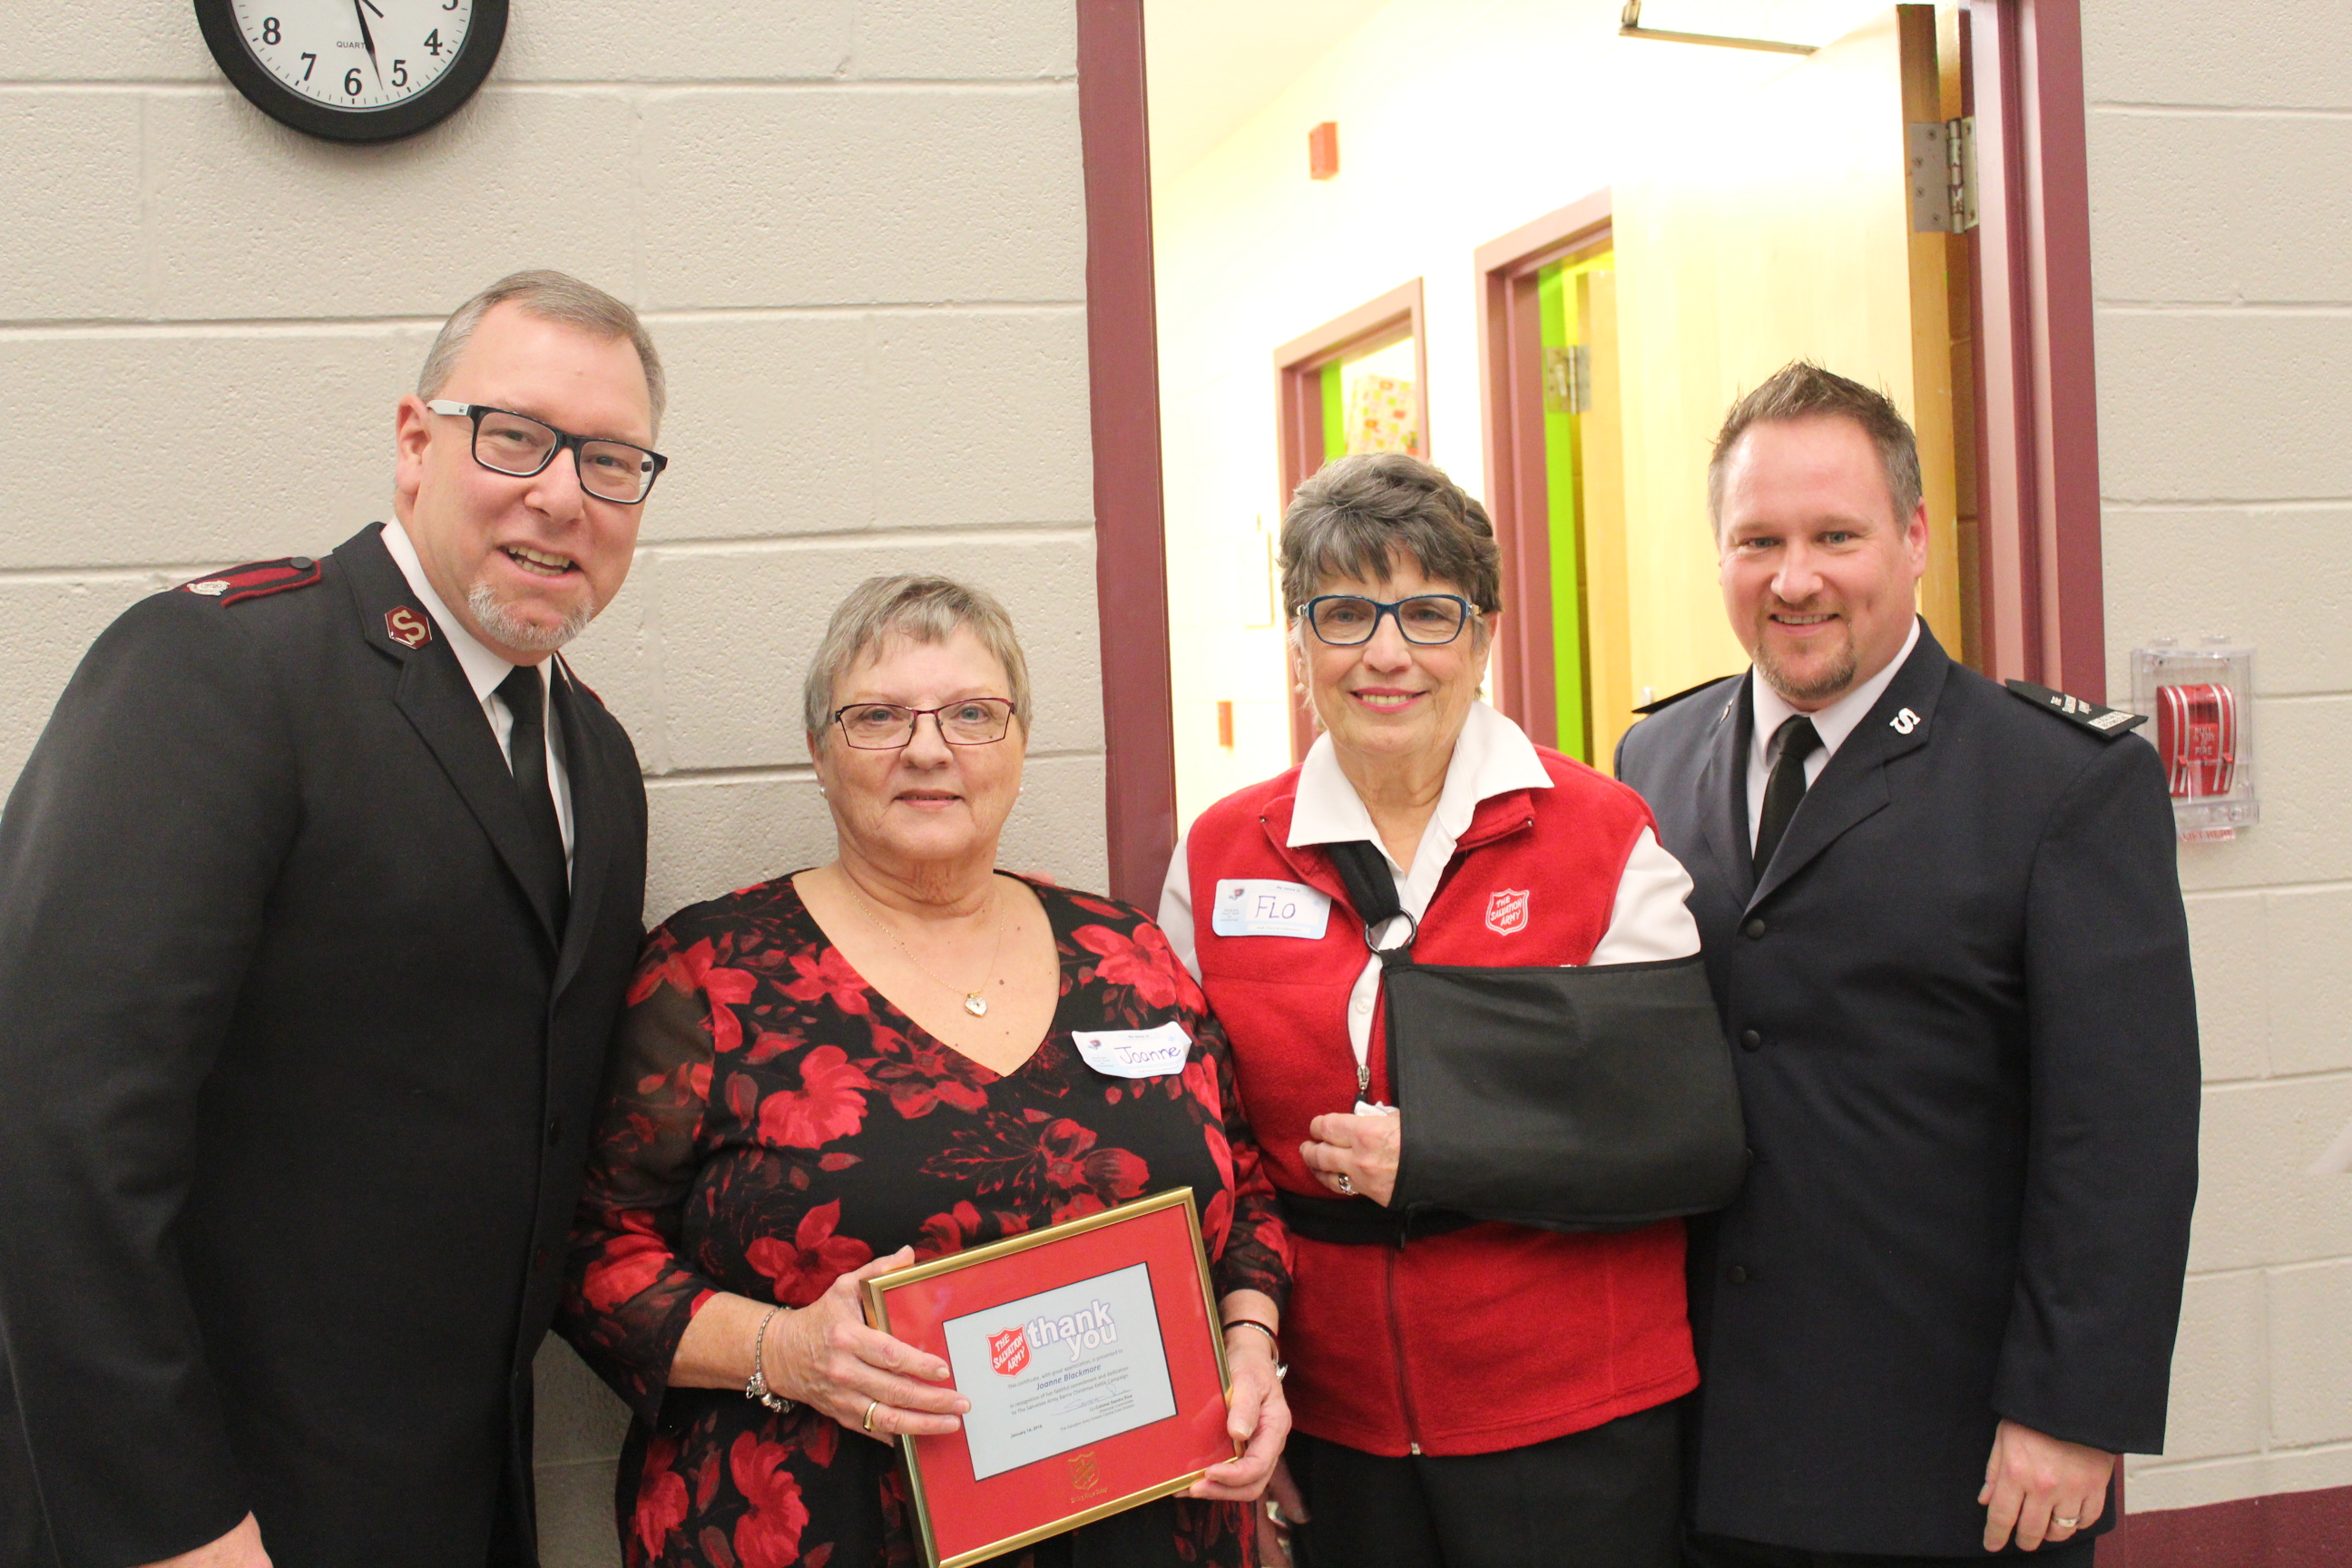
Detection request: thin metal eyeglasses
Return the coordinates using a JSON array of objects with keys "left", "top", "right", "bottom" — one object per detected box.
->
[
  {"left": 426, "top": 400, "right": 670, "bottom": 505},
  {"left": 831, "top": 699, "right": 1017, "bottom": 750},
  {"left": 1294, "top": 593, "right": 1480, "bottom": 647}
]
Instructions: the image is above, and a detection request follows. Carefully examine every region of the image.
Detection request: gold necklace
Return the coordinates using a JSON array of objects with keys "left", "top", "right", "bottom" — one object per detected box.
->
[{"left": 844, "top": 874, "right": 1010, "bottom": 1018}]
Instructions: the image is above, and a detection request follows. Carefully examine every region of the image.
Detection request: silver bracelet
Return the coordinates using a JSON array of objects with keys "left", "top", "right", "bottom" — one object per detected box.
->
[
  {"left": 1223, "top": 1318, "right": 1288, "bottom": 1380},
  {"left": 745, "top": 1305, "right": 795, "bottom": 1413}
]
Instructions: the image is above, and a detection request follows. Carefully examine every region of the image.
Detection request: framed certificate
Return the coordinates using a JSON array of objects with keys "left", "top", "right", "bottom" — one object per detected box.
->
[{"left": 862, "top": 1188, "right": 1235, "bottom": 1568}]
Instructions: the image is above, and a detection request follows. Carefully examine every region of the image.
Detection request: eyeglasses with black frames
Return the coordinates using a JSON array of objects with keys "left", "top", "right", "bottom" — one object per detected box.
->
[
  {"left": 426, "top": 400, "right": 669, "bottom": 505},
  {"left": 831, "top": 699, "right": 1018, "bottom": 750},
  {"left": 1295, "top": 593, "right": 1479, "bottom": 647}
]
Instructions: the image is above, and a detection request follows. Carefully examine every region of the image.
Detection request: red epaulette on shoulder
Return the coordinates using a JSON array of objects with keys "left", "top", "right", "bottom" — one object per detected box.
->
[{"left": 178, "top": 555, "right": 323, "bottom": 606}]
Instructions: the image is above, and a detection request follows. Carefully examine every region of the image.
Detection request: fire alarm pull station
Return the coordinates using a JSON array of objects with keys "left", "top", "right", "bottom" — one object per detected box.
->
[{"left": 2130, "top": 636, "right": 2257, "bottom": 842}]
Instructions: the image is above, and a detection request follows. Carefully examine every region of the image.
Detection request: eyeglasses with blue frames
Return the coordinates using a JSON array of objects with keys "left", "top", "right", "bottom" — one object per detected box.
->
[
  {"left": 1294, "top": 593, "right": 1479, "bottom": 647},
  {"left": 426, "top": 400, "right": 669, "bottom": 505},
  {"left": 831, "top": 698, "right": 1018, "bottom": 750}
]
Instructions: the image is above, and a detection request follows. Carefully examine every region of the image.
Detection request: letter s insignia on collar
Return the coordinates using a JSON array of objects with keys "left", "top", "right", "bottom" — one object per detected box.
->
[
  {"left": 1485, "top": 888, "right": 1530, "bottom": 936},
  {"left": 385, "top": 606, "right": 433, "bottom": 649},
  {"left": 1890, "top": 707, "right": 1921, "bottom": 735}
]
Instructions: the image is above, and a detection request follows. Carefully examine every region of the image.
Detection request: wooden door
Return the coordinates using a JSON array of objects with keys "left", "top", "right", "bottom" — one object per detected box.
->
[{"left": 1611, "top": 5, "right": 1964, "bottom": 714}]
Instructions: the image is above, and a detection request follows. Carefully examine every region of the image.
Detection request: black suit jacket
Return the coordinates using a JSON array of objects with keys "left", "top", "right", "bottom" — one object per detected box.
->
[
  {"left": 0, "top": 524, "right": 647, "bottom": 1568},
  {"left": 1613, "top": 624, "right": 2199, "bottom": 1556}
]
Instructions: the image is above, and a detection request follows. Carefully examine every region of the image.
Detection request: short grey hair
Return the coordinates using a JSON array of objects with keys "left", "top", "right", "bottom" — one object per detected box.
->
[
  {"left": 802, "top": 575, "right": 1034, "bottom": 748},
  {"left": 1707, "top": 360, "right": 1921, "bottom": 538},
  {"left": 1280, "top": 452, "right": 1502, "bottom": 626},
  {"left": 417, "top": 270, "right": 667, "bottom": 437}
]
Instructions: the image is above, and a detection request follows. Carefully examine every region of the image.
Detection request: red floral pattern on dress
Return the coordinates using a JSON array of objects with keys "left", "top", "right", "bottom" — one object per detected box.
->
[
  {"left": 559, "top": 875, "right": 1289, "bottom": 1568},
  {"left": 755, "top": 1047, "right": 873, "bottom": 1149},
  {"left": 746, "top": 1200, "right": 875, "bottom": 1308}
]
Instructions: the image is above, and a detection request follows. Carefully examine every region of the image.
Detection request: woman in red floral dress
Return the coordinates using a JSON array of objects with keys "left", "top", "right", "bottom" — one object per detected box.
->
[{"left": 560, "top": 576, "right": 1292, "bottom": 1568}]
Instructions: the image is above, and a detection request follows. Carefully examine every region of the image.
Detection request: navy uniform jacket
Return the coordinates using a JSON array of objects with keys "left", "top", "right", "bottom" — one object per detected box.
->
[
  {"left": 0, "top": 524, "right": 647, "bottom": 1568},
  {"left": 1613, "top": 622, "right": 2199, "bottom": 1556}
]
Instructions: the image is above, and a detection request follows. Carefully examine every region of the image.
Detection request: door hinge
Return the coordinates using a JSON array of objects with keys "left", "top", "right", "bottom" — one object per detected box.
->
[
  {"left": 1907, "top": 116, "right": 1976, "bottom": 233},
  {"left": 1544, "top": 343, "right": 1592, "bottom": 414}
]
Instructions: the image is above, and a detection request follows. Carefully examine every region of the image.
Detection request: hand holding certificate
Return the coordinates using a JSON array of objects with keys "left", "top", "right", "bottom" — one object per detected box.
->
[{"left": 863, "top": 1189, "right": 1286, "bottom": 1568}]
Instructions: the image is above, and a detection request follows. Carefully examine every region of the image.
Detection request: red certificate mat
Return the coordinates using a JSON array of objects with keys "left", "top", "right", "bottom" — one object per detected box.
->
[{"left": 862, "top": 1189, "right": 1234, "bottom": 1568}]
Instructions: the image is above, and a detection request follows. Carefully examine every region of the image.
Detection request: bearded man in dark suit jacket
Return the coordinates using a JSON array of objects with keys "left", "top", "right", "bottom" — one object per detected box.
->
[
  {"left": 1613, "top": 363, "right": 2199, "bottom": 1566},
  {"left": 0, "top": 271, "right": 663, "bottom": 1568}
]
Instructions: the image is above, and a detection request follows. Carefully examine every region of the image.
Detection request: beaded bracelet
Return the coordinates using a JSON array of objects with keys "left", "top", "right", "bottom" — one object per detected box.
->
[{"left": 745, "top": 1305, "right": 796, "bottom": 1413}]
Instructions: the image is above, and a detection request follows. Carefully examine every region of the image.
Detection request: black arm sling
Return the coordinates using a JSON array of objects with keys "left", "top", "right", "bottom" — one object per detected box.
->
[{"left": 1275, "top": 839, "right": 1749, "bottom": 1246}]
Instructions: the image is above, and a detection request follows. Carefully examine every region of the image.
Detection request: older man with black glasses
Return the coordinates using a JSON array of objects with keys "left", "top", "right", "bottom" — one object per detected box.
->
[{"left": 0, "top": 270, "right": 662, "bottom": 1568}]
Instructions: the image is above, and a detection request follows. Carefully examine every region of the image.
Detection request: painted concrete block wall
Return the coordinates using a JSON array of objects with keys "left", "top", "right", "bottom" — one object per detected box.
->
[
  {"left": 2083, "top": 0, "right": 2352, "bottom": 1516},
  {"left": 0, "top": 5, "right": 1098, "bottom": 1562}
]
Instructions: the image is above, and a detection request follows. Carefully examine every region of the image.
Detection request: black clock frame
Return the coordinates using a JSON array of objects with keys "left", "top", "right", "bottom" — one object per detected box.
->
[{"left": 192, "top": 0, "right": 508, "bottom": 143}]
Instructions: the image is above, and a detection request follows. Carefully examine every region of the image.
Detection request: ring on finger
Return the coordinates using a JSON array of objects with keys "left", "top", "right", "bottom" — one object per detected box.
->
[
  {"left": 863, "top": 1399, "right": 881, "bottom": 1434},
  {"left": 2052, "top": 1515, "right": 2081, "bottom": 1530},
  {"left": 1335, "top": 1172, "right": 1355, "bottom": 1194}
]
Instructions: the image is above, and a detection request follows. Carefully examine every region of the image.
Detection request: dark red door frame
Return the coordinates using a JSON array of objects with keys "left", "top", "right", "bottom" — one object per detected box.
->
[
  {"left": 1272, "top": 279, "right": 1430, "bottom": 509},
  {"left": 1968, "top": 0, "right": 2108, "bottom": 699},
  {"left": 1073, "top": 0, "right": 2110, "bottom": 904},
  {"left": 1075, "top": 0, "right": 1175, "bottom": 906},
  {"left": 1272, "top": 279, "right": 1430, "bottom": 760},
  {"left": 1472, "top": 191, "right": 1614, "bottom": 747}
]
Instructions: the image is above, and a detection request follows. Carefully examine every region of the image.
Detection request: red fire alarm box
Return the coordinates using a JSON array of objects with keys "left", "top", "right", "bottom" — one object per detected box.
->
[
  {"left": 2131, "top": 637, "right": 2257, "bottom": 842},
  {"left": 1308, "top": 121, "right": 1339, "bottom": 181}
]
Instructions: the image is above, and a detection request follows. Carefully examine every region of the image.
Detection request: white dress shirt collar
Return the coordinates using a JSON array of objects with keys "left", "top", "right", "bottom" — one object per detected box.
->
[
  {"left": 1750, "top": 614, "right": 1922, "bottom": 771},
  {"left": 1745, "top": 616, "right": 1921, "bottom": 851},
  {"left": 1289, "top": 700, "right": 1553, "bottom": 864},
  {"left": 379, "top": 519, "right": 575, "bottom": 871},
  {"left": 379, "top": 518, "right": 523, "bottom": 706}
]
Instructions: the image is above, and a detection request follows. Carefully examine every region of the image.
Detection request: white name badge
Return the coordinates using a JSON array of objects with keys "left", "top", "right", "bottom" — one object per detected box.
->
[
  {"left": 1210, "top": 878, "right": 1332, "bottom": 939},
  {"left": 1072, "top": 1020, "right": 1193, "bottom": 1079}
]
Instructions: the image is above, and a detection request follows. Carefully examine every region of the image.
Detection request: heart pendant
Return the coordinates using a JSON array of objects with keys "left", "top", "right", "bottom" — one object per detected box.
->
[{"left": 964, "top": 994, "right": 988, "bottom": 1017}]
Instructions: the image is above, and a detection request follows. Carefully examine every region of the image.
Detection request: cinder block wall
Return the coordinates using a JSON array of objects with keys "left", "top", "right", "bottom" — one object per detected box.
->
[
  {"left": 0, "top": 5, "right": 1102, "bottom": 1561},
  {"left": 2084, "top": 0, "right": 2352, "bottom": 1516}
]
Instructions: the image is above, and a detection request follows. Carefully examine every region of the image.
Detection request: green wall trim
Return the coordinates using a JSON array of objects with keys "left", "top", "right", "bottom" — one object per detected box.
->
[{"left": 1320, "top": 359, "right": 1345, "bottom": 463}]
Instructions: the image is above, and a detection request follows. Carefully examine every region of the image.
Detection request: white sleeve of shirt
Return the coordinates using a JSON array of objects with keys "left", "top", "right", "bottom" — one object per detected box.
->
[
  {"left": 1587, "top": 827, "right": 1702, "bottom": 965},
  {"left": 1157, "top": 828, "right": 1201, "bottom": 981}
]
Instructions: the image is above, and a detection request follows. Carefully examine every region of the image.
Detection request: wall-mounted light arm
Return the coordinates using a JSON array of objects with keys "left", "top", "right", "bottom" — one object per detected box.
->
[{"left": 1618, "top": 1, "right": 1816, "bottom": 55}]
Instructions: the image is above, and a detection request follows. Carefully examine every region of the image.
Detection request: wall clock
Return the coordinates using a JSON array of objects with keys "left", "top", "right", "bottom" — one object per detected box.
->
[{"left": 193, "top": 0, "right": 508, "bottom": 143}]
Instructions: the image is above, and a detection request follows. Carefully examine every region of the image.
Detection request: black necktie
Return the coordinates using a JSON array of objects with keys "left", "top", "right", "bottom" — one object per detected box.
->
[
  {"left": 495, "top": 663, "right": 569, "bottom": 932},
  {"left": 1752, "top": 715, "right": 1824, "bottom": 878}
]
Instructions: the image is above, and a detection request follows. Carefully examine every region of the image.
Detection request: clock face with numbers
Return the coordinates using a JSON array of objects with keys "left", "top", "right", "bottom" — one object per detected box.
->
[{"left": 193, "top": 0, "right": 508, "bottom": 142}]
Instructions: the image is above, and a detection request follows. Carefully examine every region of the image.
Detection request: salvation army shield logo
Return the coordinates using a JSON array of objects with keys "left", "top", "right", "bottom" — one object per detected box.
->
[
  {"left": 1485, "top": 888, "right": 1530, "bottom": 936},
  {"left": 988, "top": 1327, "right": 1031, "bottom": 1376}
]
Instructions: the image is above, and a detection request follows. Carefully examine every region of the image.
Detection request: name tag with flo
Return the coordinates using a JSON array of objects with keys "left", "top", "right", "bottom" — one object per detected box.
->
[
  {"left": 1073, "top": 1020, "right": 1193, "bottom": 1079},
  {"left": 1210, "top": 879, "right": 1332, "bottom": 939}
]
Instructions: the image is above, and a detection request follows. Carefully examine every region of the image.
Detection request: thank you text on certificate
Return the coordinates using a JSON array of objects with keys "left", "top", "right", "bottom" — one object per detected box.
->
[{"left": 942, "top": 1262, "right": 1179, "bottom": 1481}]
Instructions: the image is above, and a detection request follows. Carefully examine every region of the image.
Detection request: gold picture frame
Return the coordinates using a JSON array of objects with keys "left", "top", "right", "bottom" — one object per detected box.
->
[{"left": 862, "top": 1188, "right": 1233, "bottom": 1568}]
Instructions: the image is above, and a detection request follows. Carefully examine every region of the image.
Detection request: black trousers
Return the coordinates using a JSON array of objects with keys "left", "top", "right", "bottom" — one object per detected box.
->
[
  {"left": 1288, "top": 1403, "right": 1681, "bottom": 1568},
  {"left": 1682, "top": 1529, "right": 2099, "bottom": 1568}
]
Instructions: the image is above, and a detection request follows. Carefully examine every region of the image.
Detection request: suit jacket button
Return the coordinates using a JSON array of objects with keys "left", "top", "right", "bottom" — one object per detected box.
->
[
  {"left": 1742, "top": 917, "right": 1768, "bottom": 938},
  {"left": 546, "top": 1115, "right": 564, "bottom": 1147},
  {"left": 1740, "top": 1028, "right": 1761, "bottom": 1052},
  {"left": 1727, "top": 1264, "right": 1750, "bottom": 1285}
]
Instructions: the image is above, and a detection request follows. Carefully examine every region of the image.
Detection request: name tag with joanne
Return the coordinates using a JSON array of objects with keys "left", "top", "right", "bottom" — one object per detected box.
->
[
  {"left": 1210, "top": 878, "right": 1332, "bottom": 939},
  {"left": 1073, "top": 1020, "right": 1193, "bottom": 1079}
]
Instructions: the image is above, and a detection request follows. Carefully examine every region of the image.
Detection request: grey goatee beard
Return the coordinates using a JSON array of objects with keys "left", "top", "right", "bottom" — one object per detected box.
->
[
  {"left": 1754, "top": 622, "right": 1857, "bottom": 707},
  {"left": 468, "top": 580, "right": 596, "bottom": 654}
]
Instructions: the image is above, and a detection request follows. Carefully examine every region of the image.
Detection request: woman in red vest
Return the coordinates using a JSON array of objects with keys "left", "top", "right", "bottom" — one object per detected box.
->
[{"left": 1160, "top": 454, "right": 1704, "bottom": 1568}]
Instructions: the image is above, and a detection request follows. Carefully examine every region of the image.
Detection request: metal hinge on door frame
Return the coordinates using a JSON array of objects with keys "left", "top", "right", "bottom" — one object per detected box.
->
[
  {"left": 1543, "top": 343, "right": 1592, "bottom": 415},
  {"left": 1906, "top": 116, "right": 1977, "bottom": 233}
]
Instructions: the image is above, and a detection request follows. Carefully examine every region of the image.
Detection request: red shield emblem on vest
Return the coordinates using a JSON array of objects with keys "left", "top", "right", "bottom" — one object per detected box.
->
[
  {"left": 385, "top": 606, "right": 433, "bottom": 649},
  {"left": 1485, "top": 888, "right": 1530, "bottom": 936},
  {"left": 989, "top": 1328, "right": 1030, "bottom": 1376}
]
